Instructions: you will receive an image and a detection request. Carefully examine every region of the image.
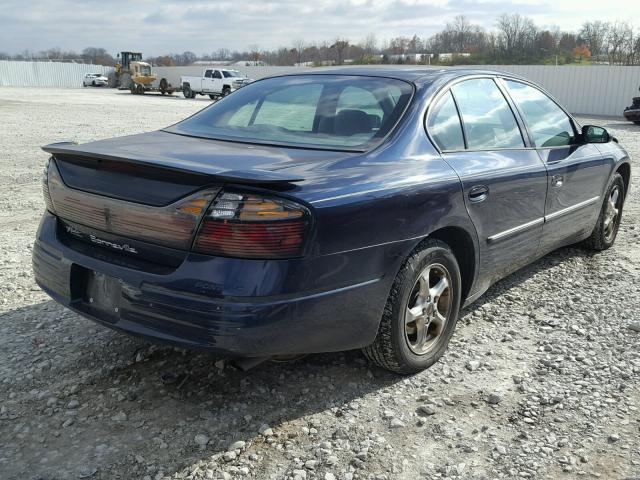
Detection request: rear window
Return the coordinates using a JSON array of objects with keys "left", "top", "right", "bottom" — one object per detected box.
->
[{"left": 166, "top": 75, "right": 413, "bottom": 151}]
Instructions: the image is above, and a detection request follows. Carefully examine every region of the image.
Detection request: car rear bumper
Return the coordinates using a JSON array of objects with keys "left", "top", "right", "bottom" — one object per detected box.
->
[{"left": 33, "top": 212, "right": 396, "bottom": 357}]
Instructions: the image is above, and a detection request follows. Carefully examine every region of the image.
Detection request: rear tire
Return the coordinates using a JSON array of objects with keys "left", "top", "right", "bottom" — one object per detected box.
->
[
  {"left": 362, "top": 239, "right": 462, "bottom": 374},
  {"left": 582, "top": 173, "right": 625, "bottom": 251},
  {"left": 634, "top": 121, "right": 640, "bottom": 125},
  {"left": 136, "top": 83, "right": 145, "bottom": 95}
]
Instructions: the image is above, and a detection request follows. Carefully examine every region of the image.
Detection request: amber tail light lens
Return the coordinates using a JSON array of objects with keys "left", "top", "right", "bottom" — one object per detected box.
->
[{"left": 193, "top": 191, "right": 310, "bottom": 259}]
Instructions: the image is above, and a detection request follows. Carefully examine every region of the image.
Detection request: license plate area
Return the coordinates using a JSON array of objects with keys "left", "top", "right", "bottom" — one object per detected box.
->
[{"left": 71, "top": 265, "right": 122, "bottom": 323}]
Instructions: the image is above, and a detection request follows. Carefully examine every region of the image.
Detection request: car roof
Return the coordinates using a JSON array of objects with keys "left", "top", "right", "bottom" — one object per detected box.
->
[{"left": 280, "top": 66, "right": 524, "bottom": 85}]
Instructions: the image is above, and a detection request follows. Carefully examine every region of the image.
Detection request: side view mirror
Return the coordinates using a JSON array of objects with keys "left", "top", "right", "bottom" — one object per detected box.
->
[{"left": 582, "top": 125, "right": 610, "bottom": 143}]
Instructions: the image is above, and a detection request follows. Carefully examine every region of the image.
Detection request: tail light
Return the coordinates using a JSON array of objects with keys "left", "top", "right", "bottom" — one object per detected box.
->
[
  {"left": 43, "top": 158, "right": 219, "bottom": 250},
  {"left": 193, "top": 191, "right": 310, "bottom": 259},
  {"left": 42, "top": 158, "right": 56, "bottom": 214}
]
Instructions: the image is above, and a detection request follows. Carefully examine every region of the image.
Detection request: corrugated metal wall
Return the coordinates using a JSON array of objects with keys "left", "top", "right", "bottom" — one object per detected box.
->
[
  {"left": 142, "top": 64, "right": 640, "bottom": 116},
  {"left": 461, "top": 65, "right": 640, "bottom": 116},
  {"left": 0, "top": 61, "right": 113, "bottom": 88},
  {"left": 1, "top": 61, "right": 639, "bottom": 116}
]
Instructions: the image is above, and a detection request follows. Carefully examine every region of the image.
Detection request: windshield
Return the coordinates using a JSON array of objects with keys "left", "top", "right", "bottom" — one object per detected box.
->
[
  {"left": 166, "top": 75, "right": 413, "bottom": 151},
  {"left": 223, "top": 70, "right": 240, "bottom": 78}
]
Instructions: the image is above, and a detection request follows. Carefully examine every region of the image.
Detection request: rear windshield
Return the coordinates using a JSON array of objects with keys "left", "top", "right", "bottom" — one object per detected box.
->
[
  {"left": 166, "top": 75, "right": 413, "bottom": 151},
  {"left": 223, "top": 71, "right": 240, "bottom": 78}
]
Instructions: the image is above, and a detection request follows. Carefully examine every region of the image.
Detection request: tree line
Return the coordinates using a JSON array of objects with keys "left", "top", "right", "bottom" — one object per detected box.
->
[{"left": 2, "top": 15, "right": 640, "bottom": 67}]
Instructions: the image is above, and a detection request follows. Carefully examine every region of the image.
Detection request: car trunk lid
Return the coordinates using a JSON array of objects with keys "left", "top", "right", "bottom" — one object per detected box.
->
[{"left": 42, "top": 131, "right": 352, "bottom": 269}]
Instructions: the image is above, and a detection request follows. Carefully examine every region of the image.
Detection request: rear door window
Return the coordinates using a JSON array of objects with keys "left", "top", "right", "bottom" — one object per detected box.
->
[
  {"left": 451, "top": 78, "right": 524, "bottom": 150},
  {"left": 504, "top": 80, "right": 576, "bottom": 147},
  {"left": 427, "top": 91, "right": 465, "bottom": 151}
]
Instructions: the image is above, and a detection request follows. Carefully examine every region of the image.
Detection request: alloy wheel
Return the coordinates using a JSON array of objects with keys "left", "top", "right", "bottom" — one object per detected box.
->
[
  {"left": 604, "top": 185, "right": 621, "bottom": 242},
  {"left": 404, "top": 263, "right": 453, "bottom": 355}
]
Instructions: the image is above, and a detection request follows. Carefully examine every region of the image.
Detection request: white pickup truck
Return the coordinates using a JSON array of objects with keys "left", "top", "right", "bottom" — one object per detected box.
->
[{"left": 181, "top": 69, "right": 253, "bottom": 100}]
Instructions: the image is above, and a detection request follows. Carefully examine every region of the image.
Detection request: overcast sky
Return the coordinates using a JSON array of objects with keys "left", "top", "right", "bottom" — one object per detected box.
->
[{"left": 1, "top": 0, "right": 639, "bottom": 56}]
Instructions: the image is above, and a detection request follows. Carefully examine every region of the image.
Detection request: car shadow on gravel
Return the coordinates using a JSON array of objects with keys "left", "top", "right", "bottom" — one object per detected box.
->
[{"left": 2, "top": 244, "right": 601, "bottom": 478}]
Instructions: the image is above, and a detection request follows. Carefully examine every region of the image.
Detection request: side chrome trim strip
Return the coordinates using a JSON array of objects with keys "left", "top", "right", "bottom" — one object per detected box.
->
[
  {"left": 487, "top": 217, "right": 544, "bottom": 243},
  {"left": 487, "top": 195, "right": 600, "bottom": 243},
  {"left": 544, "top": 196, "right": 600, "bottom": 222}
]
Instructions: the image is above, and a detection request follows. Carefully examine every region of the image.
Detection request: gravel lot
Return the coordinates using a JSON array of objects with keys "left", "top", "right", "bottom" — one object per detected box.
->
[{"left": 1, "top": 87, "right": 639, "bottom": 480}]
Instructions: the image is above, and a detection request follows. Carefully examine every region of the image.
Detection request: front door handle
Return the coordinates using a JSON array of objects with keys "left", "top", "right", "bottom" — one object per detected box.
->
[
  {"left": 468, "top": 185, "right": 489, "bottom": 203},
  {"left": 552, "top": 174, "right": 564, "bottom": 187}
]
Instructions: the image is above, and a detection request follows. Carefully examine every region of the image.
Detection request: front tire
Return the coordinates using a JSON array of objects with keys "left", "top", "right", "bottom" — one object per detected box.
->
[
  {"left": 582, "top": 173, "right": 625, "bottom": 251},
  {"left": 363, "top": 239, "right": 462, "bottom": 374},
  {"left": 183, "top": 85, "right": 193, "bottom": 99}
]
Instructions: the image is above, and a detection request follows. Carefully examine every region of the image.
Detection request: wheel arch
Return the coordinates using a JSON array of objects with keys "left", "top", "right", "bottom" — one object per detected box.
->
[
  {"left": 616, "top": 161, "right": 631, "bottom": 198},
  {"left": 426, "top": 226, "right": 477, "bottom": 302}
]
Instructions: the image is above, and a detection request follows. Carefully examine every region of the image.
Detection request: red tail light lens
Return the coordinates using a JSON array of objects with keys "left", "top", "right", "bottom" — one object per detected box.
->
[
  {"left": 42, "top": 158, "right": 56, "bottom": 214},
  {"left": 193, "top": 191, "right": 310, "bottom": 259}
]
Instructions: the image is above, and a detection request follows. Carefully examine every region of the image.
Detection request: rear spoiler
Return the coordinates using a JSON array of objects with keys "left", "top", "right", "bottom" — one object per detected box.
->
[{"left": 42, "top": 142, "right": 304, "bottom": 185}]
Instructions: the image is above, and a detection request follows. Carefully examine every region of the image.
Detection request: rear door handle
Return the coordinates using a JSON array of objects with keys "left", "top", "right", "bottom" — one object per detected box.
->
[
  {"left": 552, "top": 174, "right": 564, "bottom": 187},
  {"left": 468, "top": 185, "right": 489, "bottom": 203}
]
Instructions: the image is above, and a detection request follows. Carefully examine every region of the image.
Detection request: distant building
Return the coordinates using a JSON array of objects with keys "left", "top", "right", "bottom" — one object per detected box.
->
[
  {"left": 192, "top": 60, "right": 230, "bottom": 66},
  {"left": 230, "top": 60, "right": 269, "bottom": 67},
  {"left": 388, "top": 53, "right": 433, "bottom": 63},
  {"left": 437, "top": 53, "right": 471, "bottom": 61}
]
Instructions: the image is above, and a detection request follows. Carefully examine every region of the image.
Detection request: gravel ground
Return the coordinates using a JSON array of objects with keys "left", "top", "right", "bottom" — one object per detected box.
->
[{"left": 0, "top": 87, "right": 639, "bottom": 480}]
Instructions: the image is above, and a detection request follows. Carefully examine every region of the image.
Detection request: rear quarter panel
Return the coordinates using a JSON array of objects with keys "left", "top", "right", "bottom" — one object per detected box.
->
[
  {"left": 595, "top": 141, "right": 632, "bottom": 197},
  {"left": 290, "top": 87, "right": 478, "bottom": 294}
]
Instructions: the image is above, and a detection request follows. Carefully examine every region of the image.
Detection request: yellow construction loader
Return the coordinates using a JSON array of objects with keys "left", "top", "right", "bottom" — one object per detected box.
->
[{"left": 114, "top": 51, "right": 177, "bottom": 95}]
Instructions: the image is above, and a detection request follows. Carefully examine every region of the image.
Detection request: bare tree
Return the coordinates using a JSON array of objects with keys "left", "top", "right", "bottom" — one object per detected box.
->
[
  {"left": 215, "top": 48, "right": 231, "bottom": 61},
  {"left": 81, "top": 47, "right": 115, "bottom": 66},
  {"left": 607, "top": 21, "right": 633, "bottom": 64},
  {"left": 292, "top": 39, "right": 305, "bottom": 65},
  {"left": 496, "top": 13, "right": 538, "bottom": 62},
  {"left": 363, "top": 33, "right": 377, "bottom": 55},
  {"left": 388, "top": 36, "right": 410, "bottom": 56},
  {"left": 330, "top": 38, "right": 350, "bottom": 65},
  {"left": 248, "top": 44, "right": 261, "bottom": 65},
  {"left": 579, "top": 21, "right": 610, "bottom": 57},
  {"left": 448, "top": 15, "right": 473, "bottom": 53}
]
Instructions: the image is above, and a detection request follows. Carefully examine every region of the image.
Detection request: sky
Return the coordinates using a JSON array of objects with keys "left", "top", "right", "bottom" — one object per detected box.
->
[{"left": 1, "top": 0, "right": 639, "bottom": 56}]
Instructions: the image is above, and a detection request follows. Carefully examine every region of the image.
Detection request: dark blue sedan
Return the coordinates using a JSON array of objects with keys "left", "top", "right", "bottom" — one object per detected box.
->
[{"left": 34, "top": 68, "right": 631, "bottom": 373}]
